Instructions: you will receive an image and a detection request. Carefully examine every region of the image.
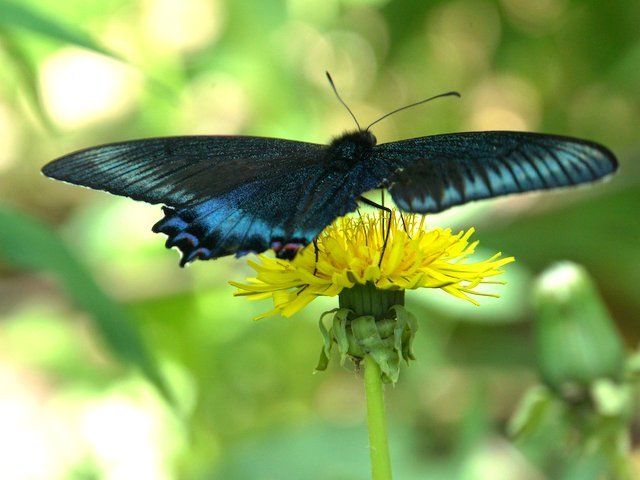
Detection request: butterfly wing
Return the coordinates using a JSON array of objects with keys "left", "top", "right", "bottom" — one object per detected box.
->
[
  {"left": 372, "top": 131, "right": 618, "bottom": 213},
  {"left": 42, "top": 136, "right": 326, "bottom": 204},
  {"left": 42, "top": 136, "right": 349, "bottom": 264}
]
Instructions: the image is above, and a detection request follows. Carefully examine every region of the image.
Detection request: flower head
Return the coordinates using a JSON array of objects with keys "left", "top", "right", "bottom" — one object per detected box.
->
[{"left": 231, "top": 210, "right": 514, "bottom": 319}]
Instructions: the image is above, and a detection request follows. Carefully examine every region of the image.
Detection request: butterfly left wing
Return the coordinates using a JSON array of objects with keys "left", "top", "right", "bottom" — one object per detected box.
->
[
  {"left": 42, "top": 136, "right": 326, "bottom": 205},
  {"left": 371, "top": 131, "right": 618, "bottom": 213},
  {"left": 42, "top": 136, "right": 353, "bottom": 264}
]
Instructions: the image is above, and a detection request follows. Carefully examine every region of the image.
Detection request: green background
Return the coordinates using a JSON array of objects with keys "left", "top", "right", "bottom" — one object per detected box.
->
[{"left": 0, "top": 0, "right": 639, "bottom": 478}]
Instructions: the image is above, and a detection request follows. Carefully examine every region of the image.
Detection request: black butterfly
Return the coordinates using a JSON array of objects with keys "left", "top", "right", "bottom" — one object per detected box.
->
[{"left": 42, "top": 76, "right": 617, "bottom": 266}]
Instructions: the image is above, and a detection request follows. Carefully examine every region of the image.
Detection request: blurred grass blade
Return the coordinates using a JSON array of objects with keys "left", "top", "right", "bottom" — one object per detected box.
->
[
  {"left": 0, "top": 0, "right": 118, "bottom": 58},
  {"left": 0, "top": 28, "right": 55, "bottom": 131},
  {"left": 0, "top": 204, "right": 174, "bottom": 405}
]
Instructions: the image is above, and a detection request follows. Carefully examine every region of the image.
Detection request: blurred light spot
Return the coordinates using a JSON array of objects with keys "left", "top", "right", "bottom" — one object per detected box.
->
[
  {"left": 102, "top": 19, "right": 143, "bottom": 60},
  {"left": 315, "top": 375, "right": 365, "bottom": 424},
  {"left": 82, "top": 396, "right": 169, "bottom": 479},
  {"left": 343, "top": 7, "right": 390, "bottom": 60},
  {"left": 415, "top": 257, "right": 530, "bottom": 324},
  {"left": 0, "top": 308, "right": 183, "bottom": 478},
  {"left": 471, "top": 107, "right": 528, "bottom": 131},
  {"left": 282, "top": 27, "right": 377, "bottom": 99},
  {"left": 276, "top": 23, "right": 332, "bottom": 85},
  {"left": 569, "top": 85, "right": 635, "bottom": 145},
  {"left": 276, "top": 24, "right": 378, "bottom": 131},
  {"left": 193, "top": 289, "right": 252, "bottom": 342},
  {"left": 142, "top": 0, "right": 223, "bottom": 52},
  {"left": 501, "top": 0, "right": 568, "bottom": 34},
  {"left": 0, "top": 362, "right": 69, "bottom": 478},
  {"left": 1, "top": 309, "right": 76, "bottom": 366},
  {"left": 324, "top": 31, "right": 378, "bottom": 97},
  {"left": 535, "top": 261, "right": 583, "bottom": 302},
  {"left": 426, "top": 1, "right": 501, "bottom": 76},
  {"left": 40, "top": 48, "right": 140, "bottom": 129},
  {"left": 343, "top": 0, "right": 390, "bottom": 5},
  {"left": 465, "top": 438, "right": 546, "bottom": 480},
  {"left": 421, "top": 367, "right": 469, "bottom": 422},
  {"left": 68, "top": 199, "right": 176, "bottom": 298},
  {"left": 0, "top": 103, "right": 19, "bottom": 172},
  {"left": 466, "top": 76, "right": 540, "bottom": 131},
  {"left": 287, "top": 0, "right": 339, "bottom": 23},
  {"left": 184, "top": 73, "right": 249, "bottom": 135}
]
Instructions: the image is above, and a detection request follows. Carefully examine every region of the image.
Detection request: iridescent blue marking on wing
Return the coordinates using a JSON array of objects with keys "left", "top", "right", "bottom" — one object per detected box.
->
[
  {"left": 372, "top": 131, "right": 617, "bottom": 213},
  {"left": 151, "top": 176, "right": 323, "bottom": 265}
]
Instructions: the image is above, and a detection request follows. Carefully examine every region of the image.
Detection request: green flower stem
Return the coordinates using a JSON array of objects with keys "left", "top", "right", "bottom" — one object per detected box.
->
[{"left": 364, "top": 353, "right": 393, "bottom": 480}]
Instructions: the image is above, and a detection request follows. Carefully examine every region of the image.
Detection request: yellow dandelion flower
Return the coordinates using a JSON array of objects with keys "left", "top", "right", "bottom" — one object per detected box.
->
[{"left": 231, "top": 210, "right": 514, "bottom": 320}]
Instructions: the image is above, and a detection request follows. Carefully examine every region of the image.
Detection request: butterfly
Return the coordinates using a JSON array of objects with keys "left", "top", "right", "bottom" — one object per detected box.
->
[{"left": 42, "top": 74, "right": 618, "bottom": 266}]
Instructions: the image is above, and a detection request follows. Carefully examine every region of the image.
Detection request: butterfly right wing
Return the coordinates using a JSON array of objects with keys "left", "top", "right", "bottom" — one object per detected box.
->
[
  {"left": 372, "top": 131, "right": 617, "bottom": 214},
  {"left": 43, "top": 136, "right": 333, "bottom": 263}
]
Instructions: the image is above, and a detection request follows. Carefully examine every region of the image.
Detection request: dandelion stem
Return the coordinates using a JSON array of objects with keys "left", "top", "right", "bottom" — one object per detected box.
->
[{"left": 364, "top": 354, "right": 393, "bottom": 480}]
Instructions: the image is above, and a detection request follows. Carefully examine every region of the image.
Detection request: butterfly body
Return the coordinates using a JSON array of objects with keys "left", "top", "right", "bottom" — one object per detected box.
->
[{"left": 42, "top": 129, "right": 617, "bottom": 266}]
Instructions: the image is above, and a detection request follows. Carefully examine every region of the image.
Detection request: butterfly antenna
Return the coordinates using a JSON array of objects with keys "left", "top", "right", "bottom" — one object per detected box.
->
[
  {"left": 326, "top": 71, "right": 361, "bottom": 131},
  {"left": 365, "top": 91, "right": 461, "bottom": 131}
]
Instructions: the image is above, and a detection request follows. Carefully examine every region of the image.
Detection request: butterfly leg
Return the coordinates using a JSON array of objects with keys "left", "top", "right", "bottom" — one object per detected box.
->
[
  {"left": 313, "top": 239, "right": 319, "bottom": 276},
  {"left": 294, "top": 240, "right": 320, "bottom": 297},
  {"left": 380, "top": 189, "right": 386, "bottom": 238},
  {"left": 399, "top": 211, "right": 410, "bottom": 238},
  {"left": 358, "top": 196, "right": 392, "bottom": 266}
]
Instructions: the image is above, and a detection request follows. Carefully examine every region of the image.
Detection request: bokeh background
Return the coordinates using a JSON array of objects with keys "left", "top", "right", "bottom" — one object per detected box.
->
[{"left": 1, "top": 0, "right": 639, "bottom": 478}]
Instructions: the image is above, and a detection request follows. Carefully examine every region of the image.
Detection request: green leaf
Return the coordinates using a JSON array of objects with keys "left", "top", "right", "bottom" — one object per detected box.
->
[
  {"left": 508, "top": 385, "right": 556, "bottom": 439},
  {"left": 0, "top": 29, "right": 56, "bottom": 131},
  {"left": 0, "top": 204, "right": 173, "bottom": 405},
  {"left": 0, "top": 0, "right": 118, "bottom": 58}
]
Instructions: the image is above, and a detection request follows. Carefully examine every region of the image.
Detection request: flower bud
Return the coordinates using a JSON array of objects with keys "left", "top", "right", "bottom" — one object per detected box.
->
[{"left": 533, "top": 262, "right": 625, "bottom": 400}]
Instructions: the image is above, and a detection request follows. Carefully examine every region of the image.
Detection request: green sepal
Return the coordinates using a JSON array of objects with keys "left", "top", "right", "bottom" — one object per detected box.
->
[
  {"left": 352, "top": 315, "right": 397, "bottom": 381},
  {"left": 335, "top": 309, "right": 353, "bottom": 364},
  {"left": 316, "top": 309, "right": 339, "bottom": 372},
  {"left": 315, "top": 305, "right": 418, "bottom": 384},
  {"left": 390, "top": 305, "right": 418, "bottom": 363}
]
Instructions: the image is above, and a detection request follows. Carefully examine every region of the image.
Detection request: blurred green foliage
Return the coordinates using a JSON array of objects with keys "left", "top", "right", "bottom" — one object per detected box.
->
[{"left": 0, "top": 0, "right": 639, "bottom": 478}]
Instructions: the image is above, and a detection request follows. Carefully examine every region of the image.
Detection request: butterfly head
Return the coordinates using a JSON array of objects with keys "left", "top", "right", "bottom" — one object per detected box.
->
[{"left": 326, "top": 130, "right": 377, "bottom": 170}]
